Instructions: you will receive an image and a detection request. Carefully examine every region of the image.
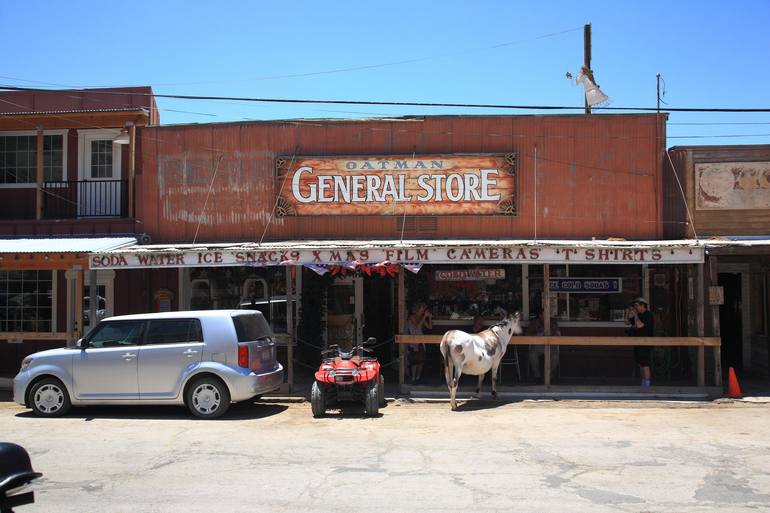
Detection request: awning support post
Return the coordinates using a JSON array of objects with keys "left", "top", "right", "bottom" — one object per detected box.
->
[
  {"left": 398, "top": 266, "right": 406, "bottom": 393},
  {"left": 543, "top": 263, "right": 551, "bottom": 386}
]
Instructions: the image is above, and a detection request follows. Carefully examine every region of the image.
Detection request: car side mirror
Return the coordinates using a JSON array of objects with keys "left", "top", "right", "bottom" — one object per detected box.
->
[{"left": 75, "top": 338, "right": 86, "bottom": 349}]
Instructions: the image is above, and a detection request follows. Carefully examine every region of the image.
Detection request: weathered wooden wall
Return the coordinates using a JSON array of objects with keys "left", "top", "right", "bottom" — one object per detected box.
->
[
  {"left": 139, "top": 114, "right": 666, "bottom": 243},
  {"left": 666, "top": 145, "right": 770, "bottom": 237}
]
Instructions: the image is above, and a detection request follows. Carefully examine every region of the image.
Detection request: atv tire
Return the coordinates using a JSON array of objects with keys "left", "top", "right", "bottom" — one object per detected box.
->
[
  {"left": 365, "top": 382, "right": 379, "bottom": 416},
  {"left": 378, "top": 375, "right": 386, "bottom": 407},
  {"left": 311, "top": 381, "right": 326, "bottom": 418}
]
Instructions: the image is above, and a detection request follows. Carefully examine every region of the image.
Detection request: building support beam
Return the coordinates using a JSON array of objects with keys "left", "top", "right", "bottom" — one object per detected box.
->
[
  {"left": 398, "top": 267, "right": 406, "bottom": 392},
  {"left": 543, "top": 263, "right": 551, "bottom": 386},
  {"left": 708, "top": 256, "right": 723, "bottom": 387},
  {"left": 286, "top": 266, "right": 294, "bottom": 393},
  {"left": 74, "top": 267, "right": 84, "bottom": 340},
  {"left": 88, "top": 270, "right": 97, "bottom": 335},
  {"left": 36, "top": 127, "right": 44, "bottom": 220},
  {"left": 697, "top": 263, "right": 705, "bottom": 386},
  {"left": 128, "top": 122, "right": 136, "bottom": 218}
]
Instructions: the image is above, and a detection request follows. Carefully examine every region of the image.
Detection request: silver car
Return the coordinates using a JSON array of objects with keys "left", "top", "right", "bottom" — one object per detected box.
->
[{"left": 13, "top": 310, "right": 284, "bottom": 419}]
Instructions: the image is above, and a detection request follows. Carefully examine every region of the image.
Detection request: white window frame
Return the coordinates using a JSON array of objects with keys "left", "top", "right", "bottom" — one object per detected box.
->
[
  {"left": 0, "top": 270, "right": 57, "bottom": 333},
  {"left": 77, "top": 129, "right": 122, "bottom": 182},
  {"left": 0, "top": 130, "right": 68, "bottom": 188}
]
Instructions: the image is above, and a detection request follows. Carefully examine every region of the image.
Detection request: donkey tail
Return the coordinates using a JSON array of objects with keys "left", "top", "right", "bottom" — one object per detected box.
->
[{"left": 440, "top": 332, "right": 453, "bottom": 386}]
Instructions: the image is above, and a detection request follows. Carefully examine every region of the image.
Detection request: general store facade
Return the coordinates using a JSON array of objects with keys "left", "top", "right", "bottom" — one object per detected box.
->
[
  {"left": 0, "top": 90, "right": 737, "bottom": 394},
  {"left": 91, "top": 113, "right": 719, "bottom": 393}
]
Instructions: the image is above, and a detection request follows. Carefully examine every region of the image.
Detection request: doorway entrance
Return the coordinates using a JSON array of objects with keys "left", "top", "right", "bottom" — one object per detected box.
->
[
  {"left": 719, "top": 272, "right": 743, "bottom": 371},
  {"left": 326, "top": 277, "right": 363, "bottom": 350}
]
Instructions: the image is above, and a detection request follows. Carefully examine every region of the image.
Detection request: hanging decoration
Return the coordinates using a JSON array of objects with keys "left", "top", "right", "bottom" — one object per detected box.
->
[
  {"left": 402, "top": 263, "right": 424, "bottom": 274},
  {"left": 304, "top": 264, "right": 330, "bottom": 276}
]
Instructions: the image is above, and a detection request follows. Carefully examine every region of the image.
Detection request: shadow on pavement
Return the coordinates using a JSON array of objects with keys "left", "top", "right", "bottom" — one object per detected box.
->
[
  {"left": 13, "top": 400, "right": 288, "bottom": 421},
  {"left": 452, "top": 398, "right": 521, "bottom": 412},
  {"left": 310, "top": 399, "right": 388, "bottom": 420}
]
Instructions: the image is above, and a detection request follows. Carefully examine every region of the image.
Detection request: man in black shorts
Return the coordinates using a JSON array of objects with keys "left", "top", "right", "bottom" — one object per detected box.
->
[{"left": 627, "top": 297, "right": 654, "bottom": 387}]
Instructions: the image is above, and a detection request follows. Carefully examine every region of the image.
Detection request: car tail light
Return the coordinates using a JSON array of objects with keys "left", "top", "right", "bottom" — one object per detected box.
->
[{"left": 238, "top": 345, "right": 249, "bottom": 368}]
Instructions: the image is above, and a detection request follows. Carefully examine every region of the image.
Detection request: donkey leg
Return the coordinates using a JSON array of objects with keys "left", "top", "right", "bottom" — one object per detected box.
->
[
  {"left": 451, "top": 366, "right": 463, "bottom": 411},
  {"left": 475, "top": 374, "right": 484, "bottom": 397},
  {"left": 491, "top": 362, "right": 500, "bottom": 399}
]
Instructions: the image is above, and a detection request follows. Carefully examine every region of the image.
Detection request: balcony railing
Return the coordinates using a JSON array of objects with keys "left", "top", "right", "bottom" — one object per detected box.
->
[{"left": 42, "top": 180, "right": 128, "bottom": 219}]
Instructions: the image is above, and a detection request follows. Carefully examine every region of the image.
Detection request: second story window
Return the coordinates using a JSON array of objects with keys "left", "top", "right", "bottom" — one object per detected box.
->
[
  {"left": 90, "top": 140, "right": 114, "bottom": 178},
  {"left": 0, "top": 133, "right": 64, "bottom": 185}
]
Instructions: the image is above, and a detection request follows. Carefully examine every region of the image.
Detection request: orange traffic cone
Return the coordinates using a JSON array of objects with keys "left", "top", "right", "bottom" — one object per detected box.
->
[{"left": 726, "top": 367, "right": 742, "bottom": 398}]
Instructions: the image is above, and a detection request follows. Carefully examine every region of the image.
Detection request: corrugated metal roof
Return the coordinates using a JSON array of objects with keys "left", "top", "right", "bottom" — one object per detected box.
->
[
  {"left": 0, "top": 237, "right": 137, "bottom": 253},
  {"left": 109, "top": 238, "right": 705, "bottom": 254},
  {"left": 0, "top": 108, "right": 148, "bottom": 117}
]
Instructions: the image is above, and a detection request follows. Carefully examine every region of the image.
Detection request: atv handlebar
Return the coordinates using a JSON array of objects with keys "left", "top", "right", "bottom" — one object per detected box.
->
[{"left": 320, "top": 340, "right": 376, "bottom": 359}]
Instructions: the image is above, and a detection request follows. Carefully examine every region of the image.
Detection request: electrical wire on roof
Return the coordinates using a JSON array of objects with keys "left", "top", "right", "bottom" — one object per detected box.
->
[{"left": 3, "top": 85, "right": 770, "bottom": 112}]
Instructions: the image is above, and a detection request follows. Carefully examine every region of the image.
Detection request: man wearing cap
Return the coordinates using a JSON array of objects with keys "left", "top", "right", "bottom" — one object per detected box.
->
[{"left": 626, "top": 297, "right": 654, "bottom": 387}]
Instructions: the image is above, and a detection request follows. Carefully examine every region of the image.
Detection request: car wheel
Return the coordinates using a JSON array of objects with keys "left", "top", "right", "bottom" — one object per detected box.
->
[
  {"left": 378, "top": 375, "right": 386, "bottom": 407},
  {"left": 311, "top": 381, "right": 326, "bottom": 418},
  {"left": 29, "top": 377, "right": 71, "bottom": 417},
  {"left": 186, "top": 377, "right": 230, "bottom": 419},
  {"left": 365, "top": 382, "right": 379, "bottom": 416}
]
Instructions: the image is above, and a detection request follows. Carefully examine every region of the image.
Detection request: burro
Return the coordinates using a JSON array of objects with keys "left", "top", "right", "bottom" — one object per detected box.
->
[{"left": 291, "top": 166, "right": 502, "bottom": 204}]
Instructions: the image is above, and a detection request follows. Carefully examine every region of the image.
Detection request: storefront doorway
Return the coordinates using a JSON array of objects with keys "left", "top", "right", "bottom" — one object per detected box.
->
[
  {"left": 719, "top": 272, "right": 744, "bottom": 371},
  {"left": 326, "top": 277, "right": 363, "bottom": 350}
]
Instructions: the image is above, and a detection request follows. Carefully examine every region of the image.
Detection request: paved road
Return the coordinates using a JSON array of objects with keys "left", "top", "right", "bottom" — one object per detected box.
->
[{"left": 2, "top": 396, "right": 770, "bottom": 513}]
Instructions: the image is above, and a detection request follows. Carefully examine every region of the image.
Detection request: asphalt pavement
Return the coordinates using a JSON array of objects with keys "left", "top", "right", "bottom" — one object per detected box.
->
[{"left": 2, "top": 393, "right": 770, "bottom": 513}]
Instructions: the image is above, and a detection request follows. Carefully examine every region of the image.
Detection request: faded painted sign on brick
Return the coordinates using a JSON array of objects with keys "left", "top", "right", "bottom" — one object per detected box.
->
[
  {"left": 696, "top": 161, "right": 770, "bottom": 210},
  {"left": 275, "top": 154, "right": 517, "bottom": 216}
]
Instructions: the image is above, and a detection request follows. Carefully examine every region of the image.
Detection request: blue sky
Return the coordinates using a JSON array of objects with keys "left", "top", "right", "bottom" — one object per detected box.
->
[{"left": 1, "top": 1, "right": 769, "bottom": 145}]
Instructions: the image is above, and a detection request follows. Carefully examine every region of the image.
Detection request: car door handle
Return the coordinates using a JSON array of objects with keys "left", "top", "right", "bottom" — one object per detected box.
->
[
  {"left": 122, "top": 352, "right": 137, "bottom": 360},
  {"left": 183, "top": 349, "right": 199, "bottom": 357}
]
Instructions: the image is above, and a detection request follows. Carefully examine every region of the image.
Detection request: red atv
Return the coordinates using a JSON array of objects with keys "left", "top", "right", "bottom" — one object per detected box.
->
[{"left": 311, "top": 337, "right": 385, "bottom": 417}]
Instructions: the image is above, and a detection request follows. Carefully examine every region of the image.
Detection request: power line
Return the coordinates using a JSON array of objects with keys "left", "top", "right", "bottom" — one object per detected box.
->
[{"left": 3, "top": 84, "right": 770, "bottom": 113}]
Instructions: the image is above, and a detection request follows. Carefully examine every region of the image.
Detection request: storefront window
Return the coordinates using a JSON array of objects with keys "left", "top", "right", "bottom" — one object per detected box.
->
[
  {"left": 528, "top": 264, "right": 642, "bottom": 323},
  {"left": 420, "top": 265, "right": 523, "bottom": 327},
  {"left": 188, "top": 267, "right": 291, "bottom": 333},
  {"left": 0, "top": 271, "right": 53, "bottom": 332}
]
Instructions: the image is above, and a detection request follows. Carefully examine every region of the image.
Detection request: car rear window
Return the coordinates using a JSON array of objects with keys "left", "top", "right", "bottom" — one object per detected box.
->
[{"left": 232, "top": 312, "right": 272, "bottom": 342}]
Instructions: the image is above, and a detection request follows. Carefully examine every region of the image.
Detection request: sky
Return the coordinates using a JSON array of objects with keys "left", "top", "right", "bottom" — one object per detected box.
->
[{"left": 1, "top": 0, "right": 769, "bottom": 146}]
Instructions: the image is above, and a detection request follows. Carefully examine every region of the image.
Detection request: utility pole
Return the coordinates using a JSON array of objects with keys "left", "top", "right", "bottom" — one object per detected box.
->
[{"left": 584, "top": 23, "right": 592, "bottom": 114}]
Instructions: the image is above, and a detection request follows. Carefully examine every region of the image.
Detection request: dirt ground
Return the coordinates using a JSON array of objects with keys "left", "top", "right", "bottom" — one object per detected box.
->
[{"left": 2, "top": 395, "right": 770, "bottom": 513}]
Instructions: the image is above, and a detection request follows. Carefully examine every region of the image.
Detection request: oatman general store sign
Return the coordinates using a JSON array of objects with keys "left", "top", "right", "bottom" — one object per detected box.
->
[
  {"left": 274, "top": 154, "right": 517, "bottom": 216},
  {"left": 91, "top": 245, "right": 704, "bottom": 269}
]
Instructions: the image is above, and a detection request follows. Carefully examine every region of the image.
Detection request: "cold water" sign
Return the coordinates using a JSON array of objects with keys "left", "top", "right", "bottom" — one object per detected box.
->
[{"left": 549, "top": 278, "right": 622, "bottom": 293}]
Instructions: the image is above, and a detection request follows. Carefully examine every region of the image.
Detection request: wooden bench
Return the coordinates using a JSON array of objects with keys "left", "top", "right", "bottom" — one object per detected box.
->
[{"left": 395, "top": 335, "right": 721, "bottom": 387}]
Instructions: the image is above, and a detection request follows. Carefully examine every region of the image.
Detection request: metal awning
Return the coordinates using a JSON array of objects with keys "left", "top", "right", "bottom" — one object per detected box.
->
[
  {"left": 91, "top": 238, "right": 706, "bottom": 269},
  {"left": 0, "top": 237, "right": 137, "bottom": 271},
  {"left": 0, "top": 237, "right": 137, "bottom": 254}
]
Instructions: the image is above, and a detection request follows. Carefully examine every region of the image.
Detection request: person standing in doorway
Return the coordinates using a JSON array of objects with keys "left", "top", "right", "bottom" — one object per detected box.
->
[
  {"left": 406, "top": 302, "right": 432, "bottom": 384},
  {"left": 626, "top": 297, "right": 654, "bottom": 387}
]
